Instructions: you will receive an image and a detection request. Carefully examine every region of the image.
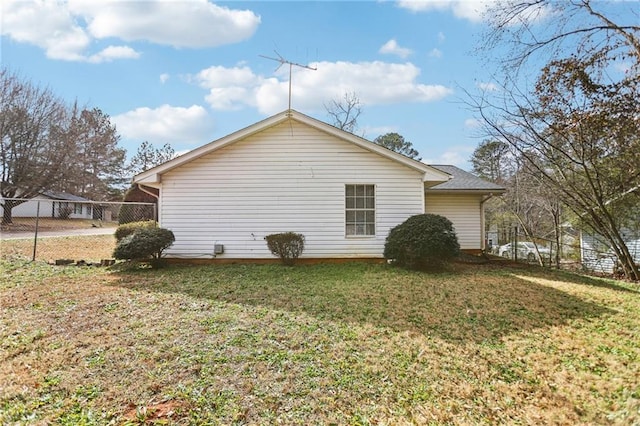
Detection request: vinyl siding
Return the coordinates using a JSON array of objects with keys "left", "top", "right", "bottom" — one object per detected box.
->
[
  {"left": 425, "top": 193, "right": 483, "bottom": 250},
  {"left": 159, "top": 120, "right": 425, "bottom": 259}
]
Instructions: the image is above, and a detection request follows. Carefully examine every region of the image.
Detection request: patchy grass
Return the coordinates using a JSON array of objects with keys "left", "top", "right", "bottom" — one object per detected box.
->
[
  {"left": 1, "top": 234, "right": 115, "bottom": 263},
  {"left": 1, "top": 260, "right": 639, "bottom": 425}
]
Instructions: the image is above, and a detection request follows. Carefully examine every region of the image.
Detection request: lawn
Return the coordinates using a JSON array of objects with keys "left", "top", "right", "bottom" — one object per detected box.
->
[
  {"left": 1, "top": 234, "right": 116, "bottom": 263},
  {"left": 1, "top": 259, "right": 639, "bottom": 425}
]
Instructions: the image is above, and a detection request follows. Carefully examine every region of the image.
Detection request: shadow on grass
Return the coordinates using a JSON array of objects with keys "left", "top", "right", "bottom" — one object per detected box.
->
[{"left": 110, "top": 262, "right": 618, "bottom": 344}]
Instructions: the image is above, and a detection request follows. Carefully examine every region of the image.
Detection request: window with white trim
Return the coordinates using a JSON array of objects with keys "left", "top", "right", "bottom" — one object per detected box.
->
[{"left": 345, "top": 184, "right": 375, "bottom": 236}]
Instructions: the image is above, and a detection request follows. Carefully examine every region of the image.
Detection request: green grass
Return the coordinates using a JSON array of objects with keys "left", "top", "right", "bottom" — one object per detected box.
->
[{"left": 1, "top": 259, "right": 639, "bottom": 425}]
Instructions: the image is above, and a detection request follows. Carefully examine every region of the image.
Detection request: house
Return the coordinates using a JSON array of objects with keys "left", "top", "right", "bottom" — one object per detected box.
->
[
  {"left": 425, "top": 165, "right": 505, "bottom": 253},
  {"left": 581, "top": 230, "right": 640, "bottom": 274},
  {"left": 3, "top": 191, "right": 94, "bottom": 220},
  {"left": 134, "top": 110, "right": 505, "bottom": 261}
]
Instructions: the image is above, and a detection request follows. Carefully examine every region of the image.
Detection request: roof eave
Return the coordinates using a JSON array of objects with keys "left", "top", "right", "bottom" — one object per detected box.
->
[
  {"left": 133, "top": 109, "right": 452, "bottom": 185},
  {"left": 425, "top": 188, "right": 506, "bottom": 195}
]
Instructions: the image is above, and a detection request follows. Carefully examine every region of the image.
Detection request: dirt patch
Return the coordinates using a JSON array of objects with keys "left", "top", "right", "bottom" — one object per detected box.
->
[
  {"left": 122, "top": 400, "right": 190, "bottom": 423},
  {"left": 1, "top": 218, "right": 117, "bottom": 233}
]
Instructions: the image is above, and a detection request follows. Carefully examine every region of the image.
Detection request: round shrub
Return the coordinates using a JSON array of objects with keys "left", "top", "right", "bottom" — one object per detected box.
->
[
  {"left": 384, "top": 214, "right": 460, "bottom": 270},
  {"left": 114, "top": 220, "right": 157, "bottom": 242},
  {"left": 113, "top": 227, "right": 175, "bottom": 265},
  {"left": 265, "top": 232, "right": 305, "bottom": 266}
]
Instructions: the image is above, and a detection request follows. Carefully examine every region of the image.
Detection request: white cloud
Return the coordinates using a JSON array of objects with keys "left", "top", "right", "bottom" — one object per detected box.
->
[
  {"left": 425, "top": 145, "right": 475, "bottom": 168},
  {"left": 69, "top": 0, "right": 260, "bottom": 48},
  {"left": 464, "top": 118, "right": 482, "bottom": 129},
  {"left": 88, "top": 45, "right": 140, "bottom": 63},
  {"left": 476, "top": 82, "right": 498, "bottom": 92},
  {"left": 397, "top": 0, "right": 551, "bottom": 25},
  {"left": 379, "top": 39, "right": 413, "bottom": 59},
  {"left": 194, "top": 61, "right": 453, "bottom": 115},
  {"left": 2, "top": 0, "right": 260, "bottom": 62},
  {"left": 397, "top": 0, "right": 493, "bottom": 22},
  {"left": 112, "top": 104, "right": 215, "bottom": 146},
  {"left": 159, "top": 73, "right": 170, "bottom": 84},
  {"left": 2, "top": 0, "right": 90, "bottom": 61},
  {"left": 437, "top": 31, "right": 446, "bottom": 43},
  {"left": 428, "top": 48, "right": 442, "bottom": 58}
]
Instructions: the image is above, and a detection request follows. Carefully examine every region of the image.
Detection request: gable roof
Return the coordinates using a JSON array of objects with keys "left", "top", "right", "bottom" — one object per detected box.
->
[
  {"left": 42, "top": 191, "right": 92, "bottom": 202},
  {"left": 426, "top": 165, "right": 505, "bottom": 194},
  {"left": 134, "top": 109, "right": 451, "bottom": 186}
]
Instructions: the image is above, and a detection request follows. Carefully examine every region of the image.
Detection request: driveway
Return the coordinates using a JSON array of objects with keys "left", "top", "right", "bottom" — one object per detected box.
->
[{"left": 1, "top": 227, "right": 115, "bottom": 240}]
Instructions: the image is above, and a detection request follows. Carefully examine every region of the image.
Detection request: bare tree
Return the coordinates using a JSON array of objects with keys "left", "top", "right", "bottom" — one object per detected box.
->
[
  {"left": 0, "top": 69, "right": 75, "bottom": 224},
  {"left": 472, "top": 0, "right": 640, "bottom": 280},
  {"left": 324, "top": 91, "right": 362, "bottom": 134}
]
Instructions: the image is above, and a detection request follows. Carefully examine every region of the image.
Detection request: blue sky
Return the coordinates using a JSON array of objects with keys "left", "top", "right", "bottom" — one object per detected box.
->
[{"left": 0, "top": 1, "right": 578, "bottom": 170}]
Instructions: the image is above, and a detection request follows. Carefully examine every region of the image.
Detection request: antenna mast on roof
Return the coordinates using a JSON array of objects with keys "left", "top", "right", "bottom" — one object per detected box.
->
[{"left": 260, "top": 50, "right": 317, "bottom": 111}]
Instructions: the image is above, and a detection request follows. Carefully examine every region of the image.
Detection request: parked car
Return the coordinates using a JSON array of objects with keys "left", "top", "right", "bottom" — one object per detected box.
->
[{"left": 498, "top": 242, "right": 551, "bottom": 263}]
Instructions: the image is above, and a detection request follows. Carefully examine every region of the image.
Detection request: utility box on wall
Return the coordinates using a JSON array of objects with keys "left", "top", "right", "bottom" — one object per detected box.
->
[{"left": 214, "top": 244, "right": 224, "bottom": 255}]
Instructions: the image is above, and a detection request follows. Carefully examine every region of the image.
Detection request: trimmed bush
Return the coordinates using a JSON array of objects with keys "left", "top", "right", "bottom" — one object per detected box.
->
[
  {"left": 114, "top": 220, "right": 157, "bottom": 242},
  {"left": 384, "top": 214, "right": 460, "bottom": 270},
  {"left": 265, "top": 232, "right": 305, "bottom": 266},
  {"left": 113, "top": 227, "right": 175, "bottom": 266}
]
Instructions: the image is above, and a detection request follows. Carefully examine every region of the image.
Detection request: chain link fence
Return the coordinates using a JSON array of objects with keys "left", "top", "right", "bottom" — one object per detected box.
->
[
  {"left": 1, "top": 198, "right": 155, "bottom": 264},
  {"left": 487, "top": 226, "right": 640, "bottom": 277}
]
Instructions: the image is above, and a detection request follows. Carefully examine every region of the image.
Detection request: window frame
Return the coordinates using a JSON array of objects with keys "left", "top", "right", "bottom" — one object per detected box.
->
[{"left": 345, "top": 184, "right": 376, "bottom": 238}]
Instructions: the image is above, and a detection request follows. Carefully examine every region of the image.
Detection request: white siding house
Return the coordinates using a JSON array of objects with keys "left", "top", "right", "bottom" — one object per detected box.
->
[
  {"left": 2, "top": 191, "right": 94, "bottom": 219},
  {"left": 426, "top": 165, "right": 505, "bottom": 253},
  {"left": 134, "top": 110, "right": 503, "bottom": 261}
]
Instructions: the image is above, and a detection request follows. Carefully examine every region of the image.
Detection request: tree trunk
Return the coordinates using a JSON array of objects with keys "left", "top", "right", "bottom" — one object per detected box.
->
[{"left": 2, "top": 200, "right": 16, "bottom": 225}]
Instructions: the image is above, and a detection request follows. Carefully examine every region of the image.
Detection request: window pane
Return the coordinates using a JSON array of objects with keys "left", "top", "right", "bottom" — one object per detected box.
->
[
  {"left": 345, "top": 184, "right": 375, "bottom": 237},
  {"left": 365, "top": 211, "right": 374, "bottom": 223},
  {"left": 365, "top": 197, "right": 374, "bottom": 209},
  {"left": 346, "top": 197, "right": 355, "bottom": 209}
]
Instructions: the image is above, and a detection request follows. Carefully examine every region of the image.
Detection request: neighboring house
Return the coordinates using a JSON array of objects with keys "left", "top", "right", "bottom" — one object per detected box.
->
[
  {"left": 3, "top": 191, "right": 94, "bottom": 219},
  {"left": 581, "top": 230, "right": 640, "bottom": 274},
  {"left": 134, "top": 110, "right": 505, "bottom": 261}
]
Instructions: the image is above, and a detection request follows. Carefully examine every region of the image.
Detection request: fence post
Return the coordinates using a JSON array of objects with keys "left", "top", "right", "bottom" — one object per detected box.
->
[
  {"left": 514, "top": 226, "right": 518, "bottom": 262},
  {"left": 32, "top": 201, "right": 40, "bottom": 262}
]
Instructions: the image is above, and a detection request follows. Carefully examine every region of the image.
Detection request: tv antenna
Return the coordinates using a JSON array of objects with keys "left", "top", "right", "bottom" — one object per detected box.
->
[{"left": 260, "top": 50, "right": 317, "bottom": 111}]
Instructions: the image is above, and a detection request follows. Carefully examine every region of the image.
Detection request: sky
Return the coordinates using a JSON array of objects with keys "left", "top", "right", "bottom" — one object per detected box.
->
[{"left": 1, "top": 0, "right": 625, "bottom": 171}]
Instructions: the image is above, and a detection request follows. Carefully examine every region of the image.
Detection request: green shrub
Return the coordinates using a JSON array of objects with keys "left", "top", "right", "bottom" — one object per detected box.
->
[
  {"left": 114, "top": 220, "right": 157, "bottom": 242},
  {"left": 384, "top": 214, "right": 460, "bottom": 270},
  {"left": 113, "top": 227, "right": 175, "bottom": 266},
  {"left": 265, "top": 232, "right": 305, "bottom": 266}
]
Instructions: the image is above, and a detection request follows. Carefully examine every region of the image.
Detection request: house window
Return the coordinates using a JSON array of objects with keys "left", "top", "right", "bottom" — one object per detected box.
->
[
  {"left": 345, "top": 184, "right": 375, "bottom": 236},
  {"left": 74, "top": 203, "right": 82, "bottom": 214}
]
